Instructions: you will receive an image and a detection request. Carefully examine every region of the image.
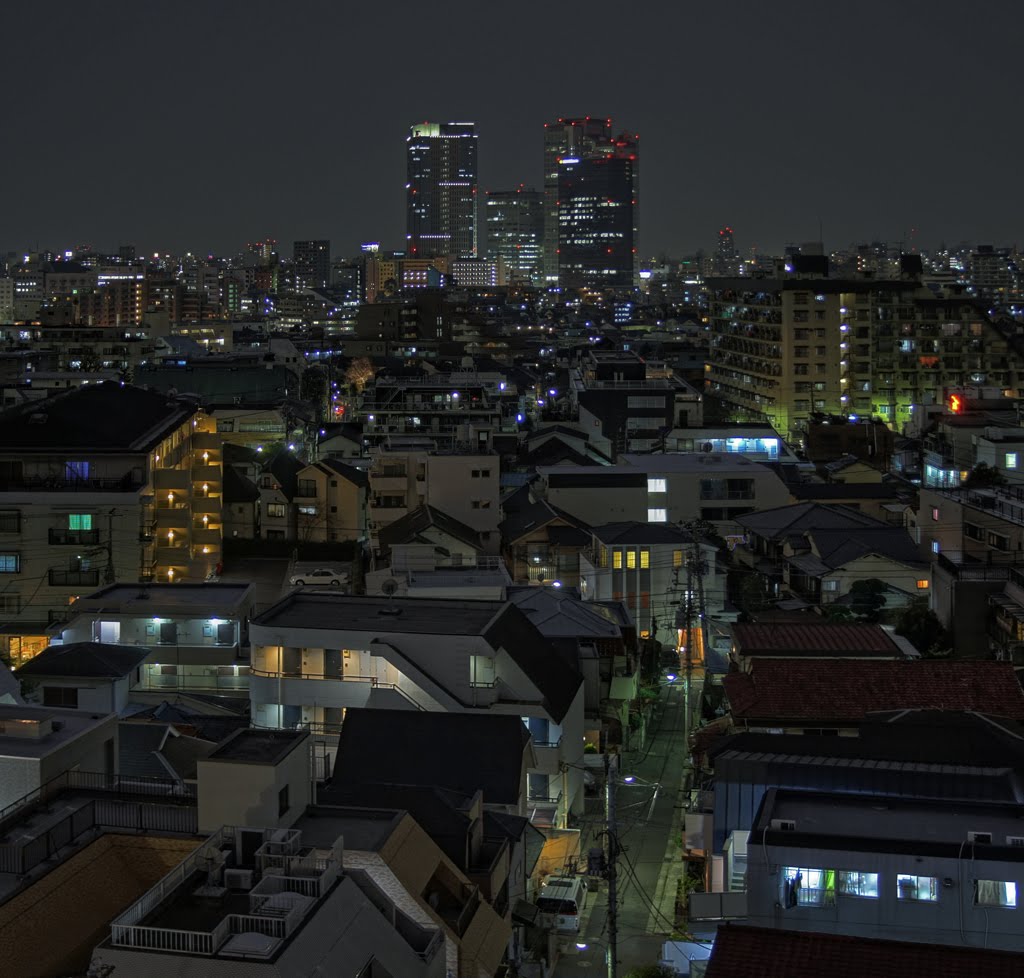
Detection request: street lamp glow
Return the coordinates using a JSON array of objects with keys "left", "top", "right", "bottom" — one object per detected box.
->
[
  {"left": 623, "top": 775, "right": 636, "bottom": 783},
  {"left": 666, "top": 673, "right": 677, "bottom": 682},
  {"left": 575, "top": 942, "right": 588, "bottom": 950}
]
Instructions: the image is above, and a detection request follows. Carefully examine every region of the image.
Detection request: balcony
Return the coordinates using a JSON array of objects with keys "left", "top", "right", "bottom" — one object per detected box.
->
[
  {"left": 0, "top": 474, "right": 144, "bottom": 494},
  {"left": 191, "top": 495, "right": 221, "bottom": 515},
  {"left": 49, "top": 569, "right": 100, "bottom": 587},
  {"left": 48, "top": 528, "right": 100, "bottom": 545},
  {"left": 191, "top": 526, "right": 221, "bottom": 546},
  {"left": 191, "top": 464, "right": 221, "bottom": 483},
  {"left": 154, "top": 469, "right": 191, "bottom": 492}
]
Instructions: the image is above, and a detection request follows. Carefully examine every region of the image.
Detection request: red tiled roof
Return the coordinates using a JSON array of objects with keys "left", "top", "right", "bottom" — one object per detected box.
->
[
  {"left": 723, "top": 659, "right": 1024, "bottom": 722},
  {"left": 706, "top": 924, "right": 1024, "bottom": 978},
  {"left": 731, "top": 621, "right": 898, "bottom": 655}
]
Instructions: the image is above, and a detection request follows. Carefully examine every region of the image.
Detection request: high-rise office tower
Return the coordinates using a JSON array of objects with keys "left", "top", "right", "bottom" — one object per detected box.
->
[
  {"left": 542, "top": 117, "right": 612, "bottom": 285},
  {"left": 485, "top": 186, "right": 544, "bottom": 285},
  {"left": 406, "top": 122, "right": 478, "bottom": 259},
  {"left": 292, "top": 239, "right": 331, "bottom": 290},
  {"left": 714, "top": 226, "right": 739, "bottom": 275},
  {"left": 557, "top": 149, "right": 637, "bottom": 292}
]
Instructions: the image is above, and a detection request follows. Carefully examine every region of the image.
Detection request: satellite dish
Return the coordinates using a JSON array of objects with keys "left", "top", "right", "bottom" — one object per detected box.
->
[{"left": 381, "top": 578, "right": 399, "bottom": 597}]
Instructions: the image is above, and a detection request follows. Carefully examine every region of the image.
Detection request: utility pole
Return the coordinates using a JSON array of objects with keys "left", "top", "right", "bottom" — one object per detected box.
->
[
  {"left": 604, "top": 750, "right": 618, "bottom": 978},
  {"left": 104, "top": 509, "right": 116, "bottom": 584}
]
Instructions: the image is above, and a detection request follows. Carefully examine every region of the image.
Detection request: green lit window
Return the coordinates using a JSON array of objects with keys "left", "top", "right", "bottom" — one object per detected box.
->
[{"left": 68, "top": 514, "right": 92, "bottom": 531}]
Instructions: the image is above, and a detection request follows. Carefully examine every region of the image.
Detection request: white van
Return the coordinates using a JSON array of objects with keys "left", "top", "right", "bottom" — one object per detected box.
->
[{"left": 536, "top": 875, "right": 588, "bottom": 932}]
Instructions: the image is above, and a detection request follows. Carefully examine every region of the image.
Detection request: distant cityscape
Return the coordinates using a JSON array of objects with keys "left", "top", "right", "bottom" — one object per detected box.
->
[{"left": 0, "top": 117, "right": 1023, "bottom": 978}]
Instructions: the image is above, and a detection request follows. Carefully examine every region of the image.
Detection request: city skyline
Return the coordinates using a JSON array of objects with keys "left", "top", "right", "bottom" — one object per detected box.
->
[{"left": 0, "top": 1, "right": 1020, "bottom": 259}]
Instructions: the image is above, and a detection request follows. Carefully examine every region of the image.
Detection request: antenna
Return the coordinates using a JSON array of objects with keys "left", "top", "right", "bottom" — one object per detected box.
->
[{"left": 379, "top": 577, "right": 401, "bottom": 615}]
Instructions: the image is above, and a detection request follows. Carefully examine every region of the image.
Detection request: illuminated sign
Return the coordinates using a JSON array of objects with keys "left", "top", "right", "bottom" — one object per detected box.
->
[{"left": 949, "top": 393, "right": 963, "bottom": 414}]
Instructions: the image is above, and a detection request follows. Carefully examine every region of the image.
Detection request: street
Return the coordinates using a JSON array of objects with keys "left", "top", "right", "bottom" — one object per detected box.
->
[{"left": 554, "top": 680, "right": 692, "bottom": 976}]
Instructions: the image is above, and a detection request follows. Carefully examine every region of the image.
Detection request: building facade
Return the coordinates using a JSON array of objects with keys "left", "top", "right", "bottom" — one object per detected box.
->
[{"left": 485, "top": 187, "right": 544, "bottom": 285}]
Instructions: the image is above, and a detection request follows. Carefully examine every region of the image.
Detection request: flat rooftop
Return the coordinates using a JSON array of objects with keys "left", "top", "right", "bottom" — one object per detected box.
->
[
  {"left": 71, "top": 583, "right": 254, "bottom": 614},
  {"left": 205, "top": 728, "right": 308, "bottom": 765},
  {"left": 253, "top": 593, "right": 505, "bottom": 636},
  {"left": 0, "top": 705, "right": 113, "bottom": 759},
  {"left": 296, "top": 806, "right": 405, "bottom": 851},
  {"left": 757, "top": 788, "right": 1024, "bottom": 858}
]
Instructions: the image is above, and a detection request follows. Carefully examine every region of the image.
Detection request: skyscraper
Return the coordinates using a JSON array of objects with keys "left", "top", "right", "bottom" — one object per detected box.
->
[
  {"left": 485, "top": 186, "right": 544, "bottom": 285},
  {"left": 714, "top": 226, "right": 738, "bottom": 276},
  {"left": 542, "top": 117, "right": 612, "bottom": 284},
  {"left": 557, "top": 148, "right": 637, "bottom": 292},
  {"left": 292, "top": 239, "right": 331, "bottom": 290},
  {"left": 406, "top": 122, "right": 478, "bottom": 260}
]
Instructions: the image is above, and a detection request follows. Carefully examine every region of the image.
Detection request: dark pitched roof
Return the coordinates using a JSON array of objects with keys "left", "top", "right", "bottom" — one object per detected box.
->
[
  {"left": 705, "top": 924, "right": 1024, "bottom": 978},
  {"left": 789, "top": 482, "right": 906, "bottom": 500},
  {"left": 222, "top": 463, "right": 260, "bottom": 503},
  {"left": 222, "top": 442, "right": 262, "bottom": 466},
  {"left": 731, "top": 622, "right": 900, "bottom": 656},
  {"left": 17, "top": 642, "right": 150, "bottom": 678},
  {"left": 118, "top": 722, "right": 173, "bottom": 779},
  {"left": 265, "top": 449, "right": 303, "bottom": 500},
  {"left": 590, "top": 521, "right": 697, "bottom": 546},
  {"left": 736, "top": 501, "right": 882, "bottom": 538},
  {"left": 484, "top": 604, "right": 583, "bottom": 722},
  {"left": 545, "top": 471, "right": 646, "bottom": 489},
  {"left": 377, "top": 504, "right": 482, "bottom": 553},
  {"left": 724, "top": 660, "right": 1024, "bottom": 723},
  {"left": 315, "top": 457, "right": 369, "bottom": 488},
  {"left": 499, "top": 498, "right": 588, "bottom": 544},
  {"left": 804, "top": 527, "right": 926, "bottom": 569},
  {"left": 0, "top": 382, "right": 196, "bottom": 452},
  {"left": 331, "top": 709, "right": 530, "bottom": 806}
]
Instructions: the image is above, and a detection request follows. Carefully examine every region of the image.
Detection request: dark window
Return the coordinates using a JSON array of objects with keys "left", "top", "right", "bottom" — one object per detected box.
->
[
  {"left": 43, "top": 686, "right": 79, "bottom": 708},
  {"left": 0, "top": 511, "right": 19, "bottom": 533},
  {"left": 278, "top": 785, "right": 290, "bottom": 817}
]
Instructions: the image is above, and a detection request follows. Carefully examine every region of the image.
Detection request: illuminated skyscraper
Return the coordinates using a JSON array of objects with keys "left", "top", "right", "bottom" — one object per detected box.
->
[
  {"left": 292, "top": 239, "right": 331, "bottom": 290},
  {"left": 485, "top": 186, "right": 544, "bottom": 285},
  {"left": 714, "top": 226, "right": 739, "bottom": 275},
  {"left": 406, "top": 122, "right": 478, "bottom": 259},
  {"left": 542, "top": 117, "right": 612, "bottom": 284}
]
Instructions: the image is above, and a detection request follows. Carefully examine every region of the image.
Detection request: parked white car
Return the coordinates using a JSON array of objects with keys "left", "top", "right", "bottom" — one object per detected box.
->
[{"left": 289, "top": 568, "right": 348, "bottom": 587}]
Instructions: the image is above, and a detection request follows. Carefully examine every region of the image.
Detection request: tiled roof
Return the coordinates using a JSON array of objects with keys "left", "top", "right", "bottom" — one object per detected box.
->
[
  {"left": 17, "top": 642, "right": 150, "bottom": 678},
  {"left": 723, "top": 659, "right": 1024, "bottom": 722},
  {"left": 731, "top": 622, "right": 899, "bottom": 656},
  {"left": 705, "top": 924, "right": 1024, "bottom": 978}
]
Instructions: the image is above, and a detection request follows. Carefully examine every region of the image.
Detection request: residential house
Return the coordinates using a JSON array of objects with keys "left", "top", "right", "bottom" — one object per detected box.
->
[
  {"left": 54, "top": 582, "right": 255, "bottom": 697},
  {"left": 728, "top": 621, "right": 914, "bottom": 671},
  {"left": 499, "top": 494, "right": 590, "bottom": 588},
  {"left": 293, "top": 457, "right": 368, "bottom": 544},
  {"left": 735, "top": 502, "right": 929, "bottom": 611},
  {"left": 258, "top": 448, "right": 302, "bottom": 540},
  {"left": 787, "top": 481, "right": 914, "bottom": 528},
  {"left": 0, "top": 382, "right": 223, "bottom": 666},
  {"left": 16, "top": 642, "right": 150, "bottom": 713},
  {"left": 316, "top": 421, "right": 364, "bottom": 460},
  {"left": 247, "top": 593, "right": 585, "bottom": 827}
]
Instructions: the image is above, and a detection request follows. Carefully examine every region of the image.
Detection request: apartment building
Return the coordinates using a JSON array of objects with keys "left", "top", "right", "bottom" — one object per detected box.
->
[
  {"left": 0, "top": 383, "right": 222, "bottom": 666},
  {"left": 745, "top": 788, "right": 1024, "bottom": 952},
  {"left": 247, "top": 593, "right": 585, "bottom": 827},
  {"left": 706, "top": 263, "right": 1021, "bottom": 440}
]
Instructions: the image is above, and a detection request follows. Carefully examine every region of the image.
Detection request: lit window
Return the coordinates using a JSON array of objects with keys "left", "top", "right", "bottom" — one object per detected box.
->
[
  {"left": 599, "top": 547, "right": 608, "bottom": 568},
  {"left": 1007, "top": 453, "right": 1018, "bottom": 470},
  {"left": 976, "top": 880, "right": 1017, "bottom": 908},
  {"left": 613, "top": 551, "right": 622, "bottom": 570},
  {"left": 931, "top": 507, "right": 939, "bottom": 522},
  {"left": 916, "top": 579, "right": 930, "bottom": 589},
  {"left": 781, "top": 867, "right": 834, "bottom": 906},
  {"left": 932, "top": 541, "right": 940, "bottom": 554},
  {"left": 68, "top": 514, "right": 92, "bottom": 531},
  {"left": 837, "top": 871, "right": 878, "bottom": 898},
  {"left": 0, "top": 554, "right": 20, "bottom": 573},
  {"left": 647, "top": 508, "right": 667, "bottom": 523},
  {"left": 822, "top": 580, "right": 839, "bottom": 591},
  {"left": 626, "top": 551, "right": 637, "bottom": 570},
  {"left": 897, "top": 875, "right": 938, "bottom": 901},
  {"left": 640, "top": 550, "right": 650, "bottom": 569},
  {"left": 647, "top": 478, "right": 667, "bottom": 493},
  {"left": 673, "top": 550, "right": 683, "bottom": 568}
]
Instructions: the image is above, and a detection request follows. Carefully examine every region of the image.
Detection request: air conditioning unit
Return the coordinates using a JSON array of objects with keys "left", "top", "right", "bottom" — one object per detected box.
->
[
  {"left": 968, "top": 831, "right": 992, "bottom": 845},
  {"left": 770, "top": 819, "right": 796, "bottom": 832},
  {"left": 224, "top": 868, "right": 255, "bottom": 890}
]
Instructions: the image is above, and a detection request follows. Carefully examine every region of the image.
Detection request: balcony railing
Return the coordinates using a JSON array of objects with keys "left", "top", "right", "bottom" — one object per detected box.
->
[
  {"left": 48, "top": 528, "right": 100, "bottom": 545},
  {"left": 49, "top": 569, "right": 100, "bottom": 587},
  {"left": 0, "top": 474, "right": 144, "bottom": 493}
]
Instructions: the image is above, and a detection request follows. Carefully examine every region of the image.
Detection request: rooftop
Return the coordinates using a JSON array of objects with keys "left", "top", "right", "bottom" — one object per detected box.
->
[
  {"left": 706, "top": 923, "right": 1024, "bottom": 978},
  {"left": 723, "top": 659, "right": 1024, "bottom": 723},
  {"left": 0, "top": 382, "right": 197, "bottom": 453},
  {"left": 0, "top": 705, "right": 115, "bottom": 759},
  {"left": 731, "top": 622, "right": 901, "bottom": 657},
  {"left": 205, "top": 728, "right": 308, "bottom": 765},
  {"left": 16, "top": 642, "right": 151, "bottom": 679},
  {"left": 69, "top": 582, "right": 253, "bottom": 615}
]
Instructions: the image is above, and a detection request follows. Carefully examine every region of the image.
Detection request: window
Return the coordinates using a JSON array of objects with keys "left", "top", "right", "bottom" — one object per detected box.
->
[
  {"left": 65, "top": 461, "right": 89, "bottom": 481},
  {"left": 68, "top": 514, "right": 92, "bottom": 531},
  {"left": 43, "top": 686, "right": 79, "bottom": 708},
  {"left": 673, "top": 550, "right": 683, "bottom": 568},
  {"left": 640, "top": 550, "right": 650, "bottom": 569},
  {"left": 781, "top": 867, "right": 834, "bottom": 906},
  {"left": 647, "top": 508, "right": 667, "bottom": 523},
  {"left": 916, "top": 579, "right": 930, "bottom": 589},
  {"left": 1007, "top": 453, "right": 1018, "bottom": 470},
  {"left": 266, "top": 503, "right": 286, "bottom": 518},
  {"left": 278, "top": 785, "right": 290, "bottom": 817},
  {"left": 471, "top": 469, "right": 492, "bottom": 478},
  {"left": 897, "top": 875, "right": 938, "bottom": 901},
  {"left": 987, "top": 531, "right": 1010, "bottom": 551},
  {"left": 0, "top": 594, "right": 18, "bottom": 614},
  {"left": 976, "top": 880, "right": 1017, "bottom": 908},
  {"left": 822, "top": 580, "right": 838, "bottom": 592},
  {"left": 931, "top": 507, "right": 939, "bottom": 522},
  {"left": 932, "top": 540, "right": 940, "bottom": 554},
  {"left": 626, "top": 550, "right": 637, "bottom": 570},
  {"left": 471, "top": 499, "right": 492, "bottom": 509},
  {"left": 613, "top": 551, "right": 622, "bottom": 569},
  {"left": 647, "top": 478, "right": 667, "bottom": 493},
  {"left": 298, "top": 505, "right": 317, "bottom": 516},
  {"left": 837, "top": 871, "right": 878, "bottom": 898},
  {"left": 599, "top": 547, "right": 608, "bottom": 568},
  {"left": 0, "top": 511, "right": 19, "bottom": 533},
  {"left": 0, "top": 554, "right": 19, "bottom": 573},
  {"left": 470, "top": 655, "right": 496, "bottom": 687},
  {"left": 297, "top": 479, "right": 316, "bottom": 497}
]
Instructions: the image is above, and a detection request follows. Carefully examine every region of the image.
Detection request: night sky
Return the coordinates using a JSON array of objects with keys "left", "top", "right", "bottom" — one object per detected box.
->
[{"left": 3, "top": 0, "right": 1021, "bottom": 259}]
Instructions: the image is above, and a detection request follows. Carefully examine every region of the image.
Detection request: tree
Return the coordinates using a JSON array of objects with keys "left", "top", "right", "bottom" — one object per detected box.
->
[
  {"left": 964, "top": 462, "right": 1007, "bottom": 490},
  {"left": 895, "top": 597, "right": 951, "bottom": 656},
  {"left": 848, "top": 578, "right": 888, "bottom": 623},
  {"left": 735, "top": 572, "right": 769, "bottom": 621}
]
